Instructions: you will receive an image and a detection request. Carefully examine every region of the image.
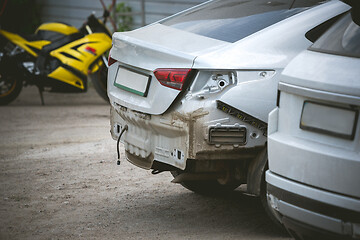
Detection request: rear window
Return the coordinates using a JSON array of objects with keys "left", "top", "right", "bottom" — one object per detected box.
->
[
  {"left": 309, "top": 12, "right": 360, "bottom": 58},
  {"left": 160, "top": 0, "right": 322, "bottom": 43}
]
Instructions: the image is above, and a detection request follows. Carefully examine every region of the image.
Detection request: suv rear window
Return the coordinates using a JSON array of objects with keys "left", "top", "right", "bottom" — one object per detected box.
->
[
  {"left": 309, "top": 12, "right": 360, "bottom": 58},
  {"left": 160, "top": 0, "right": 322, "bottom": 43}
]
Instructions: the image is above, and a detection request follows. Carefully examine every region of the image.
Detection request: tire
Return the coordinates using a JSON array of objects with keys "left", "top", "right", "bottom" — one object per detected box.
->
[
  {"left": 170, "top": 170, "right": 240, "bottom": 195},
  {"left": 89, "top": 65, "right": 109, "bottom": 103},
  {"left": 260, "top": 168, "right": 285, "bottom": 231},
  {"left": 0, "top": 74, "right": 22, "bottom": 105}
]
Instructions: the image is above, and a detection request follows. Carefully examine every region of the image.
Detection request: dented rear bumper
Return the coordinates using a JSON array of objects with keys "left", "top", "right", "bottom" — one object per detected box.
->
[{"left": 110, "top": 97, "right": 267, "bottom": 170}]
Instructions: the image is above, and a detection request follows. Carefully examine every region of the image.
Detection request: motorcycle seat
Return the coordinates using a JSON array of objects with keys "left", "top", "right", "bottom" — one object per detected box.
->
[
  {"left": 22, "top": 30, "right": 67, "bottom": 43},
  {"left": 23, "top": 22, "right": 81, "bottom": 43}
]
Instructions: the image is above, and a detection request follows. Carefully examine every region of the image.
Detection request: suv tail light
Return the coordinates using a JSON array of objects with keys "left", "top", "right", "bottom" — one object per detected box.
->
[{"left": 154, "top": 68, "right": 192, "bottom": 91}]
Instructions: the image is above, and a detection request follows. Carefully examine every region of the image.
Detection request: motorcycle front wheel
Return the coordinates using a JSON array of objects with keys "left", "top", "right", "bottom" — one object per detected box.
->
[
  {"left": 88, "top": 65, "right": 109, "bottom": 103},
  {"left": 0, "top": 74, "right": 22, "bottom": 105}
]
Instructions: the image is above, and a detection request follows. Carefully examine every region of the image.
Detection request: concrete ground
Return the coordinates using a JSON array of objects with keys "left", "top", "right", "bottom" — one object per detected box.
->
[{"left": 0, "top": 86, "right": 291, "bottom": 240}]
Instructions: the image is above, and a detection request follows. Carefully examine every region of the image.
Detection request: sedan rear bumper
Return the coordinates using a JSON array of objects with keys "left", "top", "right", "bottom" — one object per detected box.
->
[
  {"left": 110, "top": 96, "right": 267, "bottom": 170},
  {"left": 110, "top": 105, "right": 189, "bottom": 170}
]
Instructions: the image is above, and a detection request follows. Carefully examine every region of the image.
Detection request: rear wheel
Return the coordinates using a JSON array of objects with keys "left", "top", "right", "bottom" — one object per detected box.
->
[
  {"left": 171, "top": 170, "right": 241, "bottom": 195},
  {"left": 0, "top": 74, "right": 22, "bottom": 105},
  {"left": 89, "top": 64, "right": 109, "bottom": 103}
]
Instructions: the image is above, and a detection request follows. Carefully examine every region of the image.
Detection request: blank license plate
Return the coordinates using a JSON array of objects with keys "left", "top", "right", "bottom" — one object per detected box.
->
[
  {"left": 114, "top": 67, "right": 151, "bottom": 97},
  {"left": 300, "top": 101, "right": 358, "bottom": 139}
]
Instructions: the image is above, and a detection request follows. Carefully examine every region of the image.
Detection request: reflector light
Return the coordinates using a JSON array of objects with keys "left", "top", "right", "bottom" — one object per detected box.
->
[
  {"left": 154, "top": 68, "right": 192, "bottom": 90},
  {"left": 85, "top": 46, "right": 97, "bottom": 56},
  {"left": 108, "top": 55, "right": 117, "bottom": 67}
]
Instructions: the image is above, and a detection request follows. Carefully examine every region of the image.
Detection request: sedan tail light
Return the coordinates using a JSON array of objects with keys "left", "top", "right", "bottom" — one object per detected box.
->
[{"left": 154, "top": 68, "right": 193, "bottom": 91}]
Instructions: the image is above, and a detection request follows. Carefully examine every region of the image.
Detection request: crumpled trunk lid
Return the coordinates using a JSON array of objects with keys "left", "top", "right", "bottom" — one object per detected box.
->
[{"left": 109, "top": 23, "right": 227, "bottom": 115}]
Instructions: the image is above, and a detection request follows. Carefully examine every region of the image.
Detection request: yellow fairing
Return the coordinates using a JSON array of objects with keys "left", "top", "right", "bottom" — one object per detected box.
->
[
  {"left": 0, "top": 30, "right": 50, "bottom": 57},
  {"left": 48, "top": 66, "right": 85, "bottom": 90},
  {"left": 89, "top": 59, "right": 103, "bottom": 73},
  {"left": 50, "top": 33, "right": 111, "bottom": 75},
  {"left": 36, "top": 23, "right": 78, "bottom": 35}
]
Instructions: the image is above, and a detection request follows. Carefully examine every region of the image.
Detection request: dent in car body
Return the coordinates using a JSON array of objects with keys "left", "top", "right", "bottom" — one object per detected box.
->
[{"left": 108, "top": 0, "right": 350, "bottom": 183}]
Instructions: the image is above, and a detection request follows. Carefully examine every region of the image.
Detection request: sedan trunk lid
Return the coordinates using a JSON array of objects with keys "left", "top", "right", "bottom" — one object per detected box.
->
[{"left": 109, "top": 23, "right": 228, "bottom": 115}]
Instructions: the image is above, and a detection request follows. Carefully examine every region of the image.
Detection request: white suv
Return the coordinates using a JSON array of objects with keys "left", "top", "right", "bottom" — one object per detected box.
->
[{"left": 267, "top": 4, "right": 360, "bottom": 239}]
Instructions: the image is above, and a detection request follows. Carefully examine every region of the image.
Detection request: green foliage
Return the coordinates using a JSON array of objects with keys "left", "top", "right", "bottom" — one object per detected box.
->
[{"left": 111, "top": 2, "right": 133, "bottom": 32}]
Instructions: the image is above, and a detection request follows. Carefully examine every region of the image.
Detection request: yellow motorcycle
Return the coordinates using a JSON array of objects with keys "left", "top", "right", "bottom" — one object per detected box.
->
[{"left": 0, "top": 11, "right": 112, "bottom": 105}]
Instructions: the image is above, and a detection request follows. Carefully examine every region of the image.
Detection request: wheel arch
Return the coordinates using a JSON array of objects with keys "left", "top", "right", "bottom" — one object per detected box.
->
[{"left": 246, "top": 145, "right": 268, "bottom": 196}]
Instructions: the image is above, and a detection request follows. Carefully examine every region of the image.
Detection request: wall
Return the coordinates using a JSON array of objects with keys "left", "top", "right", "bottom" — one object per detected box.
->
[{"left": 36, "top": 0, "right": 207, "bottom": 31}]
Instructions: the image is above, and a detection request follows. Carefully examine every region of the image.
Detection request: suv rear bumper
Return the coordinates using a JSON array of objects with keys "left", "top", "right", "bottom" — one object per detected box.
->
[{"left": 266, "top": 171, "right": 360, "bottom": 239}]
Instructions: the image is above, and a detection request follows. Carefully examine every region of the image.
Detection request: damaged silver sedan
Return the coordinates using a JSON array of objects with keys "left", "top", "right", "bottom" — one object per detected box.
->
[{"left": 107, "top": 0, "right": 349, "bottom": 224}]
